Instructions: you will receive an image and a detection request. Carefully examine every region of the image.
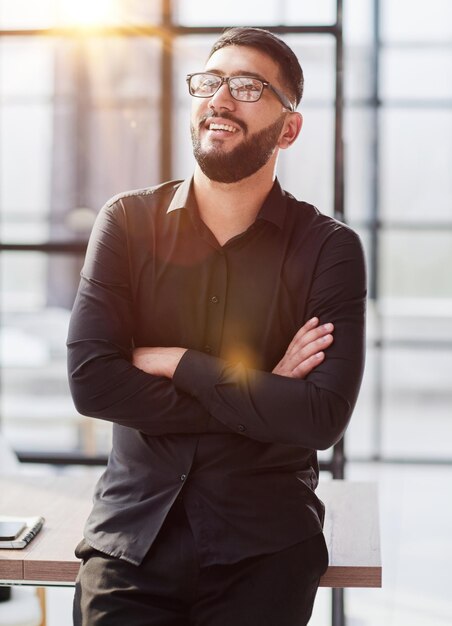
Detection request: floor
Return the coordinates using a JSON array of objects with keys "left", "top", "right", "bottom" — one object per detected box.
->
[{"left": 33, "top": 461, "right": 452, "bottom": 626}]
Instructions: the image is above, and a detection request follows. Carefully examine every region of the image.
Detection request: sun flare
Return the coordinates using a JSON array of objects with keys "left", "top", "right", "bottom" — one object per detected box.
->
[{"left": 61, "top": 0, "right": 119, "bottom": 28}]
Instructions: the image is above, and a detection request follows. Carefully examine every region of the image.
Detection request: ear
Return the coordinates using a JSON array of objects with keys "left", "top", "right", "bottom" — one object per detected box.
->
[{"left": 278, "top": 112, "right": 303, "bottom": 150}]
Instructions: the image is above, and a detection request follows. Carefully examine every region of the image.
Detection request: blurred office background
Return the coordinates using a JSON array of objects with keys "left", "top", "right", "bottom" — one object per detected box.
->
[{"left": 0, "top": 0, "right": 451, "bottom": 624}]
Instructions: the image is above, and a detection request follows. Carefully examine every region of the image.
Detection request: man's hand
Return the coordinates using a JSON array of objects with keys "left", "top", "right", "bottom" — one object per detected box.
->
[
  {"left": 133, "top": 318, "right": 332, "bottom": 381},
  {"left": 133, "top": 347, "right": 187, "bottom": 379},
  {"left": 272, "top": 317, "right": 334, "bottom": 379}
]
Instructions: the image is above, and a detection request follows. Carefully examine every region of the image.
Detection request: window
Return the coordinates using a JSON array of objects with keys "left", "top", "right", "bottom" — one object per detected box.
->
[{"left": 1, "top": 0, "right": 451, "bottom": 465}]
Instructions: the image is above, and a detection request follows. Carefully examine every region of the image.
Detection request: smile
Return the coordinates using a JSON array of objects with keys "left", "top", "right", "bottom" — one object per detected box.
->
[{"left": 208, "top": 123, "right": 238, "bottom": 133}]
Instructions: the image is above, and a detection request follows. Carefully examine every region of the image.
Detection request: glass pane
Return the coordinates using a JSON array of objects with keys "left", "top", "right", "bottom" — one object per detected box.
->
[
  {"left": 344, "top": 0, "right": 373, "bottom": 45},
  {"left": 0, "top": 38, "right": 55, "bottom": 98},
  {"left": 0, "top": 104, "right": 53, "bottom": 222},
  {"left": 346, "top": 256, "right": 377, "bottom": 459},
  {"left": 284, "top": 35, "right": 335, "bottom": 103},
  {"left": 346, "top": 343, "right": 380, "bottom": 459},
  {"left": 0, "top": 251, "right": 112, "bottom": 454},
  {"left": 381, "top": 0, "right": 452, "bottom": 43},
  {"left": 0, "top": 0, "right": 55, "bottom": 29},
  {"left": 380, "top": 231, "right": 452, "bottom": 299},
  {"left": 81, "top": 38, "right": 160, "bottom": 101},
  {"left": 380, "top": 109, "right": 452, "bottom": 222},
  {"left": 175, "top": 0, "right": 281, "bottom": 26},
  {"left": 344, "top": 43, "right": 374, "bottom": 101},
  {"left": 381, "top": 347, "right": 452, "bottom": 459},
  {"left": 88, "top": 106, "right": 161, "bottom": 204},
  {"left": 0, "top": 0, "right": 160, "bottom": 29},
  {"left": 381, "top": 47, "right": 452, "bottom": 100},
  {"left": 279, "top": 107, "right": 335, "bottom": 215},
  {"left": 281, "top": 36, "right": 335, "bottom": 211},
  {"left": 172, "top": 100, "right": 195, "bottom": 181},
  {"left": 285, "top": 0, "right": 336, "bottom": 25},
  {"left": 380, "top": 298, "right": 452, "bottom": 343},
  {"left": 55, "top": 0, "right": 125, "bottom": 28},
  {"left": 175, "top": 0, "right": 335, "bottom": 28},
  {"left": 345, "top": 107, "right": 374, "bottom": 222},
  {"left": 0, "top": 37, "right": 161, "bottom": 244},
  {"left": 1, "top": 252, "right": 47, "bottom": 309}
]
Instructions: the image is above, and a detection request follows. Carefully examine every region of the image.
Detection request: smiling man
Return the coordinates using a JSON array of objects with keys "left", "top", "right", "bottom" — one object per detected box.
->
[{"left": 68, "top": 27, "right": 366, "bottom": 626}]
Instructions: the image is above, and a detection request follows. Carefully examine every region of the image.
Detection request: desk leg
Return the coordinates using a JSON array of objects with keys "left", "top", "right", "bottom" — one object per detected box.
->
[
  {"left": 332, "top": 588, "right": 345, "bottom": 626},
  {"left": 36, "top": 588, "right": 47, "bottom": 626}
]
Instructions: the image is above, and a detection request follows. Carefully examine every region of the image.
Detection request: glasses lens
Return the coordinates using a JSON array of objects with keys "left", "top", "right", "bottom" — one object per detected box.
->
[
  {"left": 190, "top": 74, "right": 221, "bottom": 97},
  {"left": 229, "top": 77, "right": 263, "bottom": 102}
]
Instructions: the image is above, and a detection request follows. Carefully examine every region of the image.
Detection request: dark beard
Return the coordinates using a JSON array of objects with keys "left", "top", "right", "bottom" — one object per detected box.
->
[{"left": 191, "top": 115, "right": 286, "bottom": 184}]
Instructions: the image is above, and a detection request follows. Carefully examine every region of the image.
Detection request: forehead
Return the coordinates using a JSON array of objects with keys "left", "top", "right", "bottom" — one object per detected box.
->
[{"left": 204, "top": 45, "right": 281, "bottom": 84}]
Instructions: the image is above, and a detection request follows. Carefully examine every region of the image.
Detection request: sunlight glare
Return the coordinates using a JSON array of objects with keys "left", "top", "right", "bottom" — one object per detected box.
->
[{"left": 61, "top": 0, "right": 119, "bottom": 28}]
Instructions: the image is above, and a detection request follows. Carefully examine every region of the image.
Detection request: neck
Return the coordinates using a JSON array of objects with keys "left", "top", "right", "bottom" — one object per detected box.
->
[{"left": 193, "top": 161, "right": 277, "bottom": 246}]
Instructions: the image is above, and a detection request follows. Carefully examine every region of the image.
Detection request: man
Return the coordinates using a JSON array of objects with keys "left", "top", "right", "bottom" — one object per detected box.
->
[{"left": 68, "top": 27, "right": 366, "bottom": 626}]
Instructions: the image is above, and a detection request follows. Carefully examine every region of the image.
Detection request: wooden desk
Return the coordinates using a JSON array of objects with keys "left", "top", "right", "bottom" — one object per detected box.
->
[
  {"left": 0, "top": 474, "right": 381, "bottom": 588},
  {"left": 317, "top": 481, "right": 381, "bottom": 587}
]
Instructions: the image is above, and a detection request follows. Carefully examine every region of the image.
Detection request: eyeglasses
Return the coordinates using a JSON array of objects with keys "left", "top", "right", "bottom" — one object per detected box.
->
[{"left": 186, "top": 72, "right": 295, "bottom": 112}]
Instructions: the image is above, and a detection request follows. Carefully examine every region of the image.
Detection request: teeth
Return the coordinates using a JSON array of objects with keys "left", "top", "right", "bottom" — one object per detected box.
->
[{"left": 209, "top": 123, "right": 237, "bottom": 133}]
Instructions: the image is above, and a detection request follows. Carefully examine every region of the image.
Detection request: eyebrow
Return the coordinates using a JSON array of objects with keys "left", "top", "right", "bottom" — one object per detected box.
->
[{"left": 204, "top": 69, "right": 268, "bottom": 81}]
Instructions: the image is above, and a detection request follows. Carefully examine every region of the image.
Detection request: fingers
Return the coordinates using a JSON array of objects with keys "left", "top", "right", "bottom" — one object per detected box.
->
[
  {"left": 292, "top": 351, "right": 325, "bottom": 378},
  {"left": 272, "top": 318, "right": 334, "bottom": 378},
  {"left": 285, "top": 319, "right": 334, "bottom": 357},
  {"left": 285, "top": 331, "right": 333, "bottom": 373},
  {"left": 284, "top": 317, "right": 319, "bottom": 353}
]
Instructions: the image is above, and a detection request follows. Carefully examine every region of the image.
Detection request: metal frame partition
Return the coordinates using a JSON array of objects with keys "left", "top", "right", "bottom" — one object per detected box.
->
[{"left": 354, "top": 0, "right": 452, "bottom": 466}]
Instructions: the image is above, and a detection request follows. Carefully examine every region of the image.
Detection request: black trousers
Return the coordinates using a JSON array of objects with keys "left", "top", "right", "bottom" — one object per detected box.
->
[{"left": 73, "top": 499, "right": 328, "bottom": 626}]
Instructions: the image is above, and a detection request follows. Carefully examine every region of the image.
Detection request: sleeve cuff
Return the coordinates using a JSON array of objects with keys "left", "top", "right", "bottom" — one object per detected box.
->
[{"left": 173, "top": 349, "right": 224, "bottom": 407}]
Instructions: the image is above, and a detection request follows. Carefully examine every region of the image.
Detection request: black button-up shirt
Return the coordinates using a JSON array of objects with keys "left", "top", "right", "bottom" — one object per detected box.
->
[{"left": 67, "top": 177, "right": 366, "bottom": 566}]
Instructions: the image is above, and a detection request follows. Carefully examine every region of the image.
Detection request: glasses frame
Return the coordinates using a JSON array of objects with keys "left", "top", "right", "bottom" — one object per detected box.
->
[{"left": 186, "top": 72, "right": 295, "bottom": 112}]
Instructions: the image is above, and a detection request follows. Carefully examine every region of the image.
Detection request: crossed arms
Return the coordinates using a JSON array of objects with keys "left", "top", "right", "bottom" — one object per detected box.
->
[
  {"left": 67, "top": 202, "right": 366, "bottom": 450},
  {"left": 133, "top": 317, "right": 334, "bottom": 381}
]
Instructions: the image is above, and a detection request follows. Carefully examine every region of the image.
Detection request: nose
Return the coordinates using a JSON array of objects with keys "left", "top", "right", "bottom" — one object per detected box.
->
[{"left": 208, "top": 81, "right": 235, "bottom": 111}]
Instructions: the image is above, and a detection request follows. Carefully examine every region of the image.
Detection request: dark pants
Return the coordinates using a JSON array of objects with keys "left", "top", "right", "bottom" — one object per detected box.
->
[{"left": 73, "top": 499, "right": 328, "bottom": 626}]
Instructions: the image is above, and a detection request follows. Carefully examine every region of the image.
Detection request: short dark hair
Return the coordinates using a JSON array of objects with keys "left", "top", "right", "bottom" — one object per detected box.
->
[{"left": 208, "top": 27, "right": 304, "bottom": 108}]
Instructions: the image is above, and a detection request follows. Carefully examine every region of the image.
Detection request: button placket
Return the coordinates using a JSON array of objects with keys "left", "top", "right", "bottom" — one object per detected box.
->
[{"left": 203, "top": 254, "right": 227, "bottom": 356}]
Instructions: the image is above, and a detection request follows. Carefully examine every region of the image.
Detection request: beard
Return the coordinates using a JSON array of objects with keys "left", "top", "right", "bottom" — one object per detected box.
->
[{"left": 191, "top": 114, "right": 286, "bottom": 184}]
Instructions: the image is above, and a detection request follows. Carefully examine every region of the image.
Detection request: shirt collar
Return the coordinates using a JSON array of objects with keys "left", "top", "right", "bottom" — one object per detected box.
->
[
  {"left": 256, "top": 178, "right": 287, "bottom": 230},
  {"left": 167, "top": 176, "right": 287, "bottom": 231},
  {"left": 167, "top": 177, "right": 195, "bottom": 214}
]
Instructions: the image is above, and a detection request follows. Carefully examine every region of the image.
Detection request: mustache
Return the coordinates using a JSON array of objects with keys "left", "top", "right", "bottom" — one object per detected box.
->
[{"left": 198, "top": 111, "right": 247, "bottom": 133}]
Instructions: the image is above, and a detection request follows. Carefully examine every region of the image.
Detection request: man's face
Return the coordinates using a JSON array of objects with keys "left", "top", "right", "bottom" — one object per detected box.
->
[{"left": 190, "top": 45, "right": 290, "bottom": 183}]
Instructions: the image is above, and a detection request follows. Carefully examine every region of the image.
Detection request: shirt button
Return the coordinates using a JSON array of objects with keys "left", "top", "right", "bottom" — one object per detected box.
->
[
  {"left": 210, "top": 295, "right": 219, "bottom": 304},
  {"left": 204, "top": 345, "right": 212, "bottom": 354},
  {"left": 237, "top": 424, "right": 246, "bottom": 433},
  {"left": 180, "top": 474, "right": 187, "bottom": 481}
]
